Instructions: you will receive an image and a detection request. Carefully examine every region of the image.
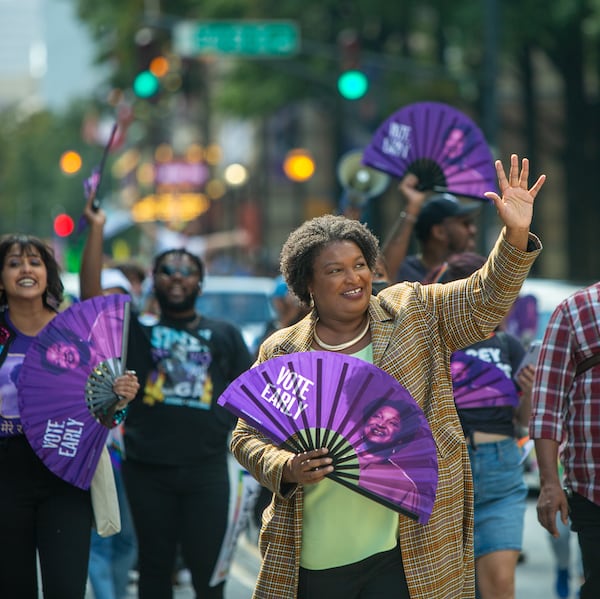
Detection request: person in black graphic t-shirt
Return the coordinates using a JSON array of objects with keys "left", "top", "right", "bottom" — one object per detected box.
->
[{"left": 80, "top": 198, "right": 252, "bottom": 599}]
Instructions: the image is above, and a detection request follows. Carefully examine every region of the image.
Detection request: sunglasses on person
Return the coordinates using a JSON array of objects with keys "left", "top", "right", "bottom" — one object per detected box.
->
[{"left": 156, "top": 264, "right": 200, "bottom": 278}]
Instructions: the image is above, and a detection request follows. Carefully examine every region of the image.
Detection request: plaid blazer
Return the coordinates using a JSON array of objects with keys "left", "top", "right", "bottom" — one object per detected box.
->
[{"left": 231, "top": 233, "right": 541, "bottom": 599}]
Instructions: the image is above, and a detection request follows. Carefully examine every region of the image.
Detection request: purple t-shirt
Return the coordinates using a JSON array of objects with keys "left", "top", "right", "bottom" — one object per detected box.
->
[{"left": 0, "top": 316, "right": 35, "bottom": 437}]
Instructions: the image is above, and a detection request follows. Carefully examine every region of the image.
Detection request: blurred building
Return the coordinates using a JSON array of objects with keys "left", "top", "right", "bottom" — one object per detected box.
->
[{"left": 0, "top": 0, "right": 104, "bottom": 112}]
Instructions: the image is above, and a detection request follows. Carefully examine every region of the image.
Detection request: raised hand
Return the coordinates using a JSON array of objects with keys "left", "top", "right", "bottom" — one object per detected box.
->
[
  {"left": 484, "top": 154, "right": 546, "bottom": 231},
  {"left": 484, "top": 154, "right": 546, "bottom": 250},
  {"left": 82, "top": 189, "right": 107, "bottom": 229}
]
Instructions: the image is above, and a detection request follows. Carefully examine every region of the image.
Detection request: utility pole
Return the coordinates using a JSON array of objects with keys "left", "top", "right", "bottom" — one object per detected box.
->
[{"left": 481, "top": 0, "right": 499, "bottom": 252}]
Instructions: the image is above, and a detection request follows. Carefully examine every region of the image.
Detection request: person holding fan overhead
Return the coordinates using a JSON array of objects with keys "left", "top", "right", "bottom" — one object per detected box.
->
[{"left": 230, "top": 154, "right": 545, "bottom": 599}]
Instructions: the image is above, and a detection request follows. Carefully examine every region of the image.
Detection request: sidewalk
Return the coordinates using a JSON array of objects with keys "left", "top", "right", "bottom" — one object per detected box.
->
[{"left": 516, "top": 496, "right": 582, "bottom": 598}]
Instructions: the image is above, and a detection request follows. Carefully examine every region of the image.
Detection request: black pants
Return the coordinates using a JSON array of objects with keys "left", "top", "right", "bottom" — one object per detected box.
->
[
  {"left": 568, "top": 491, "right": 600, "bottom": 599},
  {"left": 298, "top": 544, "right": 410, "bottom": 599},
  {"left": 123, "top": 455, "right": 230, "bottom": 599},
  {"left": 0, "top": 435, "right": 93, "bottom": 599}
]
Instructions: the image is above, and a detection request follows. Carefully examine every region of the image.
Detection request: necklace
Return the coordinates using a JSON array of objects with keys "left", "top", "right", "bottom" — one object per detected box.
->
[{"left": 313, "top": 317, "right": 370, "bottom": 352}]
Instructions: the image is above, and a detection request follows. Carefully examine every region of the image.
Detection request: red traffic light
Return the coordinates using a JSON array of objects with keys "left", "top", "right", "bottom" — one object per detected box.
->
[{"left": 53, "top": 214, "right": 75, "bottom": 237}]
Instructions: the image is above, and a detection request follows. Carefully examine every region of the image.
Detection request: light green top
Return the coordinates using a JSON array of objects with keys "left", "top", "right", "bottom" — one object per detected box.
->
[{"left": 300, "top": 343, "right": 398, "bottom": 570}]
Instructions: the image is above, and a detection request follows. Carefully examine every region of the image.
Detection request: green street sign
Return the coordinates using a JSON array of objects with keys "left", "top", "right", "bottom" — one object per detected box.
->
[{"left": 174, "top": 20, "right": 300, "bottom": 57}]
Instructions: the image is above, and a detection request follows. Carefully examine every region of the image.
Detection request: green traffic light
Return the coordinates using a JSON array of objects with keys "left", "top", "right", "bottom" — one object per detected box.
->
[
  {"left": 337, "top": 70, "right": 369, "bottom": 100},
  {"left": 133, "top": 70, "right": 159, "bottom": 98}
]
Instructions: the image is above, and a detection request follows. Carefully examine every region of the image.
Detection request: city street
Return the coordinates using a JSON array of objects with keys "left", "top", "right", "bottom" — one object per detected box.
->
[{"left": 94, "top": 496, "right": 582, "bottom": 599}]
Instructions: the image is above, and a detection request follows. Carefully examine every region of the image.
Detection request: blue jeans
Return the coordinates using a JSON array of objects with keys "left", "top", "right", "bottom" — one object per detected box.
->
[
  {"left": 468, "top": 438, "right": 527, "bottom": 558},
  {"left": 88, "top": 467, "right": 137, "bottom": 599}
]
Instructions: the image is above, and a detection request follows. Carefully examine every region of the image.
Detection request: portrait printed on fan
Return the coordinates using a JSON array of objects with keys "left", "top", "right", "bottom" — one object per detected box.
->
[
  {"left": 344, "top": 373, "right": 430, "bottom": 514},
  {"left": 440, "top": 124, "right": 486, "bottom": 196},
  {"left": 38, "top": 302, "right": 125, "bottom": 376},
  {"left": 39, "top": 330, "right": 92, "bottom": 375},
  {"left": 354, "top": 396, "right": 420, "bottom": 508},
  {"left": 450, "top": 350, "right": 519, "bottom": 408}
]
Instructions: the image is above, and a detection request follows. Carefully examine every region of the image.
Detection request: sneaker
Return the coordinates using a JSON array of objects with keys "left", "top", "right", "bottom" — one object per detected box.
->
[{"left": 555, "top": 568, "right": 569, "bottom": 599}]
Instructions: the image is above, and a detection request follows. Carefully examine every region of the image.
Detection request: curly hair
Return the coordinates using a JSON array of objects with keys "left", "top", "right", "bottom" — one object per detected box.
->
[
  {"left": 280, "top": 214, "right": 379, "bottom": 307},
  {"left": 0, "top": 234, "right": 63, "bottom": 310}
]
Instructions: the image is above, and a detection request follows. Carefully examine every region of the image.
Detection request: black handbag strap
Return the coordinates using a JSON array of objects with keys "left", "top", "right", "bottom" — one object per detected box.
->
[{"left": 575, "top": 353, "right": 600, "bottom": 377}]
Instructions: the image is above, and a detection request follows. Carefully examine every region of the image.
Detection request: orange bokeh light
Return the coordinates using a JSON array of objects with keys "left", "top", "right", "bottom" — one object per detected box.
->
[
  {"left": 59, "top": 151, "right": 82, "bottom": 175},
  {"left": 149, "top": 56, "right": 169, "bottom": 78},
  {"left": 283, "top": 150, "right": 315, "bottom": 182}
]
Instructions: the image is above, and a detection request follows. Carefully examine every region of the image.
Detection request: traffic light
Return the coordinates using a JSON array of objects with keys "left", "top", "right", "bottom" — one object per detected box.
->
[
  {"left": 133, "top": 70, "right": 160, "bottom": 98},
  {"left": 337, "top": 29, "right": 369, "bottom": 100},
  {"left": 149, "top": 56, "right": 170, "bottom": 78},
  {"left": 337, "top": 70, "right": 369, "bottom": 100},
  {"left": 53, "top": 214, "right": 75, "bottom": 237},
  {"left": 133, "top": 29, "right": 169, "bottom": 99}
]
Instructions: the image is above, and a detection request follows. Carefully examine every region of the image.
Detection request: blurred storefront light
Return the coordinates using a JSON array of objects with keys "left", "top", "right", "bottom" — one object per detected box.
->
[
  {"left": 224, "top": 163, "right": 248, "bottom": 186},
  {"left": 283, "top": 149, "right": 315, "bottom": 182},
  {"left": 206, "top": 179, "right": 226, "bottom": 199},
  {"left": 131, "top": 193, "right": 210, "bottom": 223}
]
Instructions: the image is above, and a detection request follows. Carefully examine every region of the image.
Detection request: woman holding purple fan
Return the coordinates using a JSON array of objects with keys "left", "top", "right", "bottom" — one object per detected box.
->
[
  {"left": 231, "top": 154, "right": 545, "bottom": 599},
  {"left": 0, "top": 234, "right": 139, "bottom": 599}
]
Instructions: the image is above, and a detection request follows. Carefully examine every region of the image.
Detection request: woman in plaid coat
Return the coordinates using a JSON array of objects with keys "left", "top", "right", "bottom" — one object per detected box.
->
[{"left": 231, "top": 155, "right": 544, "bottom": 598}]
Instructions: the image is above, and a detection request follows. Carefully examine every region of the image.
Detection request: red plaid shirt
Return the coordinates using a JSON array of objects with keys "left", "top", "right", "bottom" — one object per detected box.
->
[{"left": 530, "top": 282, "right": 600, "bottom": 505}]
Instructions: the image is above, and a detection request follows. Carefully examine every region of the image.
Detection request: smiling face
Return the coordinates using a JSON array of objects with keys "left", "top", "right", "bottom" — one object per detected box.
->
[
  {"left": 153, "top": 252, "right": 201, "bottom": 316},
  {"left": 0, "top": 244, "right": 48, "bottom": 305},
  {"left": 308, "top": 240, "right": 372, "bottom": 324},
  {"left": 45, "top": 341, "right": 81, "bottom": 370},
  {"left": 364, "top": 405, "right": 402, "bottom": 447}
]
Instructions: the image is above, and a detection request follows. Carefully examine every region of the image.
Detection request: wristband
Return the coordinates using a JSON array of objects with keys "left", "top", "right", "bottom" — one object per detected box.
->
[
  {"left": 111, "top": 406, "right": 128, "bottom": 426},
  {"left": 400, "top": 211, "right": 417, "bottom": 223}
]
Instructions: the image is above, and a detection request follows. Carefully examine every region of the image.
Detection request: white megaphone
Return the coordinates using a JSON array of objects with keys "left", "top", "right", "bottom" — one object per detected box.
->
[{"left": 337, "top": 149, "right": 390, "bottom": 208}]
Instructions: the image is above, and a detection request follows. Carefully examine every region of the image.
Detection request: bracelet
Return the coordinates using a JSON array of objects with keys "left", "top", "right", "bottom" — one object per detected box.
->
[
  {"left": 111, "top": 406, "right": 128, "bottom": 426},
  {"left": 399, "top": 211, "right": 417, "bottom": 223}
]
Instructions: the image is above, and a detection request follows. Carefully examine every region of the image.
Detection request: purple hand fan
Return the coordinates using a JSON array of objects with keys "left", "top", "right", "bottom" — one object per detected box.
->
[
  {"left": 451, "top": 350, "right": 519, "bottom": 409},
  {"left": 218, "top": 351, "right": 438, "bottom": 523},
  {"left": 362, "top": 101, "right": 497, "bottom": 200},
  {"left": 17, "top": 294, "right": 131, "bottom": 490},
  {"left": 503, "top": 294, "right": 539, "bottom": 344}
]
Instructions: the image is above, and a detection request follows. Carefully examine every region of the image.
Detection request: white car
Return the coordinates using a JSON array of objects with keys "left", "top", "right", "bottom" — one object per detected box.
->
[
  {"left": 196, "top": 275, "right": 277, "bottom": 355},
  {"left": 61, "top": 272, "right": 278, "bottom": 357}
]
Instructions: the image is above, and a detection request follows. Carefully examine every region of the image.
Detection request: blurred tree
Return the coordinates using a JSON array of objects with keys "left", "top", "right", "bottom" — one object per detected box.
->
[
  {"left": 2, "top": 0, "right": 599, "bottom": 277},
  {"left": 0, "top": 100, "right": 108, "bottom": 238},
  {"left": 500, "top": 0, "right": 600, "bottom": 279}
]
